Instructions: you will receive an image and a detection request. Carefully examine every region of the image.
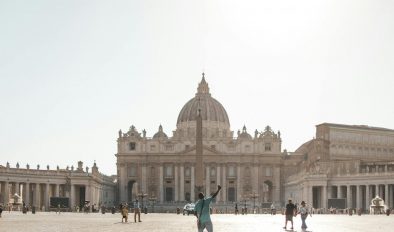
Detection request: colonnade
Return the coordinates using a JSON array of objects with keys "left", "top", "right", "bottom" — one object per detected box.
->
[
  {"left": 305, "top": 183, "right": 394, "bottom": 210},
  {"left": 122, "top": 164, "right": 280, "bottom": 204},
  {"left": 0, "top": 181, "right": 65, "bottom": 210}
]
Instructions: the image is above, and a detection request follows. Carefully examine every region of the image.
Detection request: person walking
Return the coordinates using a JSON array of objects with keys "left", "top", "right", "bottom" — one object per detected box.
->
[
  {"left": 0, "top": 204, "right": 3, "bottom": 218},
  {"left": 298, "top": 201, "right": 310, "bottom": 230},
  {"left": 194, "top": 185, "right": 222, "bottom": 232},
  {"left": 235, "top": 203, "right": 238, "bottom": 215},
  {"left": 283, "top": 199, "right": 296, "bottom": 230},
  {"left": 134, "top": 199, "right": 142, "bottom": 223},
  {"left": 121, "top": 205, "right": 128, "bottom": 223}
]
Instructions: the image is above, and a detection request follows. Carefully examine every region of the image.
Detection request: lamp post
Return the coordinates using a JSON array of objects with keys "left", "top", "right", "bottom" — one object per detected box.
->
[
  {"left": 148, "top": 196, "right": 157, "bottom": 213},
  {"left": 241, "top": 195, "right": 248, "bottom": 215},
  {"left": 137, "top": 192, "right": 148, "bottom": 212},
  {"left": 249, "top": 192, "right": 259, "bottom": 214}
]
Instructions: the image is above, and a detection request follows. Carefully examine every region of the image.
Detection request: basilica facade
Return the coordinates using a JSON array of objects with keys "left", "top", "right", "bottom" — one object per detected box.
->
[{"left": 116, "top": 76, "right": 286, "bottom": 209}]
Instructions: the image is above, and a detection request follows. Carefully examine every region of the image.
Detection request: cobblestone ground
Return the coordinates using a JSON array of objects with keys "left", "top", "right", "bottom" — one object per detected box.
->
[{"left": 0, "top": 212, "right": 393, "bottom": 232}]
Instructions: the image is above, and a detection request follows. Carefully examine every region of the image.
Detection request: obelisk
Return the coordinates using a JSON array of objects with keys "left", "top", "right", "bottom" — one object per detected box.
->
[{"left": 195, "top": 107, "right": 204, "bottom": 199}]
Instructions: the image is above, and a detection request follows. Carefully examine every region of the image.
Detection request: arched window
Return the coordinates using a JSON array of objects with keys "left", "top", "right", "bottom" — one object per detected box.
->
[
  {"left": 129, "top": 142, "right": 136, "bottom": 150},
  {"left": 228, "top": 187, "right": 236, "bottom": 202}
]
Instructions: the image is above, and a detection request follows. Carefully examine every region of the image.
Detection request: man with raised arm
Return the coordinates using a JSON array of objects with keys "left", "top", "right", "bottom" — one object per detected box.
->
[{"left": 194, "top": 185, "right": 222, "bottom": 232}]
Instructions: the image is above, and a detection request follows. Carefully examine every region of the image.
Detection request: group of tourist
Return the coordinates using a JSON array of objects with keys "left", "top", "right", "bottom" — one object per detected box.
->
[
  {"left": 119, "top": 199, "right": 142, "bottom": 223},
  {"left": 193, "top": 186, "right": 312, "bottom": 232},
  {"left": 282, "top": 199, "right": 311, "bottom": 231}
]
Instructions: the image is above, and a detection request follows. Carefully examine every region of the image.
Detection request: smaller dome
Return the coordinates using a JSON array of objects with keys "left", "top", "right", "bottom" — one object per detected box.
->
[
  {"left": 238, "top": 125, "right": 252, "bottom": 139},
  {"left": 153, "top": 125, "right": 168, "bottom": 139}
]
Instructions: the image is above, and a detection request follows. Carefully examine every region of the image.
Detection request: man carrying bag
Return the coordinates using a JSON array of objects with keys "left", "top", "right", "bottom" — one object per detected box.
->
[{"left": 194, "top": 185, "right": 221, "bottom": 232}]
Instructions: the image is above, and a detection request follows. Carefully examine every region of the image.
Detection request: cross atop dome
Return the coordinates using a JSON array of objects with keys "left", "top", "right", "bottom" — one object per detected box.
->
[{"left": 197, "top": 72, "right": 210, "bottom": 95}]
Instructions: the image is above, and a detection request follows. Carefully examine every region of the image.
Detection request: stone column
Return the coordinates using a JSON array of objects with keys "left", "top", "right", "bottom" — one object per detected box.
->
[
  {"left": 56, "top": 184, "right": 60, "bottom": 197},
  {"left": 356, "top": 185, "right": 362, "bottom": 209},
  {"left": 302, "top": 184, "right": 308, "bottom": 202},
  {"left": 142, "top": 165, "right": 147, "bottom": 194},
  {"left": 365, "top": 185, "right": 370, "bottom": 211},
  {"left": 205, "top": 166, "right": 210, "bottom": 196},
  {"left": 308, "top": 185, "right": 313, "bottom": 207},
  {"left": 180, "top": 165, "right": 185, "bottom": 201},
  {"left": 385, "top": 184, "right": 389, "bottom": 207},
  {"left": 174, "top": 165, "right": 179, "bottom": 201},
  {"left": 273, "top": 167, "right": 281, "bottom": 202},
  {"left": 390, "top": 185, "right": 394, "bottom": 208},
  {"left": 119, "top": 165, "right": 127, "bottom": 203},
  {"left": 85, "top": 184, "right": 91, "bottom": 202},
  {"left": 159, "top": 166, "right": 164, "bottom": 202},
  {"left": 191, "top": 166, "right": 195, "bottom": 201},
  {"left": 375, "top": 184, "right": 379, "bottom": 197},
  {"left": 338, "top": 185, "right": 342, "bottom": 198},
  {"left": 253, "top": 165, "right": 259, "bottom": 195},
  {"left": 346, "top": 185, "right": 351, "bottom": 208},
  {"left": 34, "top": 183, "right": 40, "bottom": 207},
  {"left": 15, "top": 182, "right": 20, "bottom": 195},
  {"left": 4, "top": 181, "right": 10, "bottom": 205},
  {"left": 222, "top": 165, "right": 227, "bottom": 202},
  {"left": 236, "top": 165, "right": 241, "bottom": 202},
  {"left": 25, "top": 183, "right": 30, "bottom": 205},
  {"left": 389, "top": 184, "right": 394, "bottom": 208},
  {"left": 45, "top": 183, "right": 50, "bottom": 211},
  {"left": 322, "top": 185, "right": 327, "bottom": 209},
  {"left": 70, "top": 184, "right": 75, "bottom": 209},
  {"left": 216, "top": 166, "right": 221, "bottom": 202},
  {"left": 327, "top": 185, "right": 332, "bottom": 199}
]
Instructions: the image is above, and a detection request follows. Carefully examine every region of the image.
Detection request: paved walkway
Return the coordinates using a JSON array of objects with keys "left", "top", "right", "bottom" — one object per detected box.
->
[{"left": 0, "top": 212, "right": 393, "bottom": 232}]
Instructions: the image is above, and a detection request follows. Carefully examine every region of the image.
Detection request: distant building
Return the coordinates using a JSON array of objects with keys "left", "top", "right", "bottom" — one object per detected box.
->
[
  {"left": 284, "top": 123, "right": 394, "bottom": 210},
  {"left": 0, "top": 161, "right": 116, "bottom": 210}
]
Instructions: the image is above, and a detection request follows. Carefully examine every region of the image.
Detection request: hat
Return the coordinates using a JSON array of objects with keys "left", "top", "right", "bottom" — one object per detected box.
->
[{"left": 301, "top": 201, "right": 306, "bottom": 205}]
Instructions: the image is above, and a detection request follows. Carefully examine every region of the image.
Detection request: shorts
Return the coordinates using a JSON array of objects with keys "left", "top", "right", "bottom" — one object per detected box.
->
[{"left": 286, "top": 214, "right": 293, "bottom": 221}]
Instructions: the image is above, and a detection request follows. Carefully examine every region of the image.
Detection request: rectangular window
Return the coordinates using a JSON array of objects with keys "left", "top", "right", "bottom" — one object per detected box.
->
[
  {"left": 185, "top": 167, "right": 191, "bottom": 177},
  {"left": 128, "top": 166, "right": 137, "bottom": 177},
  {"left": 265, "top": 167, "right": 272, "bottom": 176},
  {"left": 210, "top": 167, "right": 216, "bottom": 177},
  {"left": 165, "top": 144, "right": 174, "bottom": 151},
  {"left": 228, "top": 166, "right": 235, "bottom": 177},
  {"left": 150, "top": 145, "right": 156, "bottom": 151},
  {"left": 211, "top": 145, "right": 216, "bottom": 149},
  {"left": 165, "top": 166, "right": 173, "bottom": 177},
  {"left": 265, "top": 143, "right": 271, "bottom": 151}
]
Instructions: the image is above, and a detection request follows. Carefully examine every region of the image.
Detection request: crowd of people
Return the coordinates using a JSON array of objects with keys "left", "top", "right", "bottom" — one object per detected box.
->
[{"left": 3, "top": 192, "right": 392, "bottom": 232}]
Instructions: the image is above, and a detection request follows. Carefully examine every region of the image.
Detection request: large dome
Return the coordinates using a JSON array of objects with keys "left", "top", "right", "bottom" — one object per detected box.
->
[{"left": 176, "top": 74, "right": 230, "bottom": 127}]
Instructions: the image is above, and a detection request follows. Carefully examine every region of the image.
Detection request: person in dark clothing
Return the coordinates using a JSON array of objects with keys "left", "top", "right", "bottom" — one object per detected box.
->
[{"left": 283, "top": 199, "right": 296, "bottom": 230}]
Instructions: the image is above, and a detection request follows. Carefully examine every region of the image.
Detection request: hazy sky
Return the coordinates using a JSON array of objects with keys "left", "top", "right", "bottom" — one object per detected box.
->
[{"left": 1, "top": 0, "right": 393, "bottom": 175}]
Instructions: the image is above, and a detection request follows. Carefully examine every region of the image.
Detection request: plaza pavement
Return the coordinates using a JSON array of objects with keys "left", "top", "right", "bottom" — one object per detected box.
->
[{"left": 0, "top": 212, "right": 393, "bottom": 232}]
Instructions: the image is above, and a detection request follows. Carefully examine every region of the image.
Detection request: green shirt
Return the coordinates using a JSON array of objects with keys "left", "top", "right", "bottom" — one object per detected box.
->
[{"left": 195, "top": 197, "right": 213, "bottom": 223}]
